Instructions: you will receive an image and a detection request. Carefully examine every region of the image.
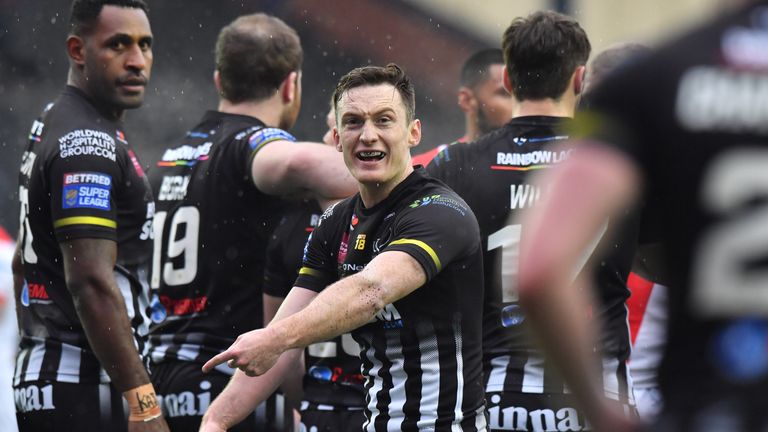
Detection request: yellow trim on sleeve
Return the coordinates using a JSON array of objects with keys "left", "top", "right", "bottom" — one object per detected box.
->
[
  {"left": 389, "top": 238, "right": 442, "bottom": 271},
  {"left": 298, "top": 266, "right": 320, "bottom": 277},
  {"left": 53, "top": 216, "right": 117, "bottom": 229}
]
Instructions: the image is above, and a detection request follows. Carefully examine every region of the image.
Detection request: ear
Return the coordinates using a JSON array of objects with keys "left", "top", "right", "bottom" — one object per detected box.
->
[
  {"left": 457, "top": 87, "right": 475, "bottom": 114},
  {"left": 66, "top": 35, "right": 86, "bottom": 67},
  {"left": 407, "top": 119, "right": 422, "bottom": 148},
  {"left": 573, "top": 65, "right": 587, "bottom": 96},
  {"left": 333, "top": 126, "right": 342, "bottom": 152},
  {"left": 280, "top": 71, "right": 299, "bottom": 104},
  {"left": 213, "top": 70, "right": 222, "bottom": 94},
  {"left": 502, "top": 65, "right": 514, "bottom": 94}
]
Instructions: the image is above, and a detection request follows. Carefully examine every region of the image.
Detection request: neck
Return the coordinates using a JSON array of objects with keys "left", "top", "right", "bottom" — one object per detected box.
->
[
  {"left": 464, "top": 116, "right": 479, "bottom": 142},
  {"left": 358, "top": 165, "right": 414, "bottom": 209},
  {"left": 512, "top": 96, "right": 575, "bottom": 119},
  {"left": 218, "top": 95, "right": 283, "bottom": 127},
  {"left": 67, "top": 70, "right": 123, "bottom": 120}
]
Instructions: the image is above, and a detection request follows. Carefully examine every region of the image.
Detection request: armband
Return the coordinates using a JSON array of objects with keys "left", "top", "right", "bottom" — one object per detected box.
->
[{"left": 123, "top": 383, "right": 162, "bottom": 422}]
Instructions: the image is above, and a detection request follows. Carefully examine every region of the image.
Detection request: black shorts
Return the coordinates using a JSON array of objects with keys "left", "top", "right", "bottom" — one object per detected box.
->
[
  {"left": 14, "top": 380, "right": 127, "bottom": 432},
  {"left": 299, "top": 402, "right": 365, "bottom": 432},
  {"left": 151, "top": 359, "right": 284, "bottom": 431},
  {"left": 485, "top": 391, "right": 635, "bottom": 432}
]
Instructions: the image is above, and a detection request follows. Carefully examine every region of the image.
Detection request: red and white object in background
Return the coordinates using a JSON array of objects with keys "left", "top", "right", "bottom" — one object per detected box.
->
[{"left": 0, "top": 225, "right": 18, "bottom": 430}]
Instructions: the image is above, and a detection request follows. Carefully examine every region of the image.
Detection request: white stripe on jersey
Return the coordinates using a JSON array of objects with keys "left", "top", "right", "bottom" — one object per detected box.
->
[
  {"left": 416, "top": 327, "right": 440, "bottom": 429},
  {"left": 13, "top": 348, "right": 29, "bottom": 386},
  {"left": 175, "top": 344, "right": 202, "bottom": 362},
  {"left": 385, "top": 331, "right": 407, "bottom": 431},
  {"left": 363, "top": 344, "right": 384, "bottom": 432},
  {"left": 474, "top": 405, "right": 489, "bottom": 431},
  {"left": 22, "top": 342, "right": 45, "bottom": 382},
  {"left": 485, "top": 355, "right": 509, "bottom": 393},
  {"left": 521, "top": 353, "right": 545, "bottom": 393},
  {"left": 134, "top": 265, "right": 152, "bottom": 338},
  {"left": 56, "top": 343, "right": 82, "bottom": 383},
  {"left": 452, "top": 320, "right": 465, "bottom": 432},
  {"left": 602, "top": 357, "right": 620, "bottom": 401},
  {"left": 115, "top": 272, "right": 136, "bottom": 324}
]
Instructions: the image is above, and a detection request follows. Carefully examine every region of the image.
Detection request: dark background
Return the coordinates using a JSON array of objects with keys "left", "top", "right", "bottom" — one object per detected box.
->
[{"left": 0, "top": 0, "right": 489, "bottom": 235}]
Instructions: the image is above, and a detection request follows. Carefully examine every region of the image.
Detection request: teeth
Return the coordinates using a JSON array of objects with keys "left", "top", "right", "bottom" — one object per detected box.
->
[{"left": 359, "top": 151, "right": 383, "bottom": 157}]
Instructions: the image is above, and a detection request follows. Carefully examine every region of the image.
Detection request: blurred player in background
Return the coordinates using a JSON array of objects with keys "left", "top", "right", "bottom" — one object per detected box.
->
[
  {"left": 517, "top": 1, "right": 768, "bottom": 430},
  {"left": 13, "top": 0, "right": 167, "bottom": 430},
  {"left": 146, "top": 13, "right": 357, "bottom": 432},
  {"left": 412, "top": 48, "right": 514, "bottom": 166},
  {"left": 0, "top": 226, "right": 18, "bottom": 431}
]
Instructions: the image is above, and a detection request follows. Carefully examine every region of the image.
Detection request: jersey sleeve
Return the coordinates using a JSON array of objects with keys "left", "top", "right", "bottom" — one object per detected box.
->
[
  {"left": 385, "top": 192, "right": 480, "bottom": 282},
  {"left": 243, "top": 127, "right": 296, "bottom": 176},
  {"left": 49, "top": 128, "right": 121, "bottom": 243},
  {"left": 293, "top": 203, "right": 342, "bottom": 293}
]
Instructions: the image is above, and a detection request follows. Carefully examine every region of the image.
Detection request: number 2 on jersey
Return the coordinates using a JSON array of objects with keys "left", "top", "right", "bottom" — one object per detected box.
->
[{"left": 151, "top": 206, "right": 200, "bottom": 288}]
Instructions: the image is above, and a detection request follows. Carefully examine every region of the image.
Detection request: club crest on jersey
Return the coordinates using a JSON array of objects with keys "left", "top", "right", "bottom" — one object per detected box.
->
[
  {"left": 62, "top": 172, "right": 112, "bottom": 210},
  {"left": 115, "top": 129, "right": 127, "bottom": 144}
]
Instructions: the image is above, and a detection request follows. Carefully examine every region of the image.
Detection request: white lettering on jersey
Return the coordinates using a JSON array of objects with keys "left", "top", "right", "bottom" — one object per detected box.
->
[
  {"left": 677, "top": 66, "right": 768, "bottom": 133},
  {"left": 509, "top": 184, "right": 543, "bottom": 210},
  {"left": 161, "top": 142, "right": 212, "bottom": 162},
  {"left": 158, "top": 175, "right": 191, "bottom": 201},
  {"left": 487, "top": 394, "right": 590, "bottom": 431},
  {"left": 496, "top": 150, "right": 572, "bottom": 166},
  {"left": 58, "top": 129, "right": 116, "bottom": 161},
  {"left": 374, "top": 303, "right": 402, "bottom": 322},
  {"left": 19, "top": 151, "right": 37, "bottom": 178}
]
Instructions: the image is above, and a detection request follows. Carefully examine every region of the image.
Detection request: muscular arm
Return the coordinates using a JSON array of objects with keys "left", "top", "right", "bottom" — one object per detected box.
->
[
  {"left": 60, "top": 238, "right": 151, "bottom": 391},
  {"left": 263, "top": 293, "right": 304, "bottom": 411},
  {"left": 517, "top": 142, "right": 640, "bottom": 431},
  {"left": 203, "top": 250, "right": 426, "bottom": 377},
  {"left": 200, "top": 288, "right": 317, "bottom": 431},
  {"left": 251, "top": 140, "right": 357, "bottom": 201}
]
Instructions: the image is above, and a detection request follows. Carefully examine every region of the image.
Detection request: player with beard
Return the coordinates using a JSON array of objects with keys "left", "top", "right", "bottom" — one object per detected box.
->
[
  {"left": 146, "top": 14, "right": 357, "bottom": 432},
  {"left": 201, "top": 63, "right": 487, "bottom": 432},
  {"left": 12, "top": 0, "right": 167, "bottom": 430},
  {"left": 412, "top": 49, "right": 514, "bottom": 167},
  {"left": 428, "top": 11, "right": 637, "bottom": 431},
  {"left": 516, "top": 1, "right": 768, "bottom": 430}
]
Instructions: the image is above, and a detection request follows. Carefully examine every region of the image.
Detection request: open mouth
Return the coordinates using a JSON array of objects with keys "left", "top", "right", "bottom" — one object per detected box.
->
[{"left": 356, "top": 151, "right": 386, "bottom": 162}]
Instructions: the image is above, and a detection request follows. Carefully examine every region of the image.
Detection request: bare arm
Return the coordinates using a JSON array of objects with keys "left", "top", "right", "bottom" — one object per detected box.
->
[
  {"left": 251, "top": 140, "right": 357, "bottom": 201},
  {"left": 517, "top": 143, "right": 640, "bottom": 431},
  {"left": 263, "top": 293, "right": 304, "bottom": 411},
  {"left": 200, "top": 288, "right": 317, "bottom": 431},
  {"left": 203, "top": 250, "right": 426, "bottom": 377},
  {"left": 61, "top": 238, "right": 167, "bottom": 431}
]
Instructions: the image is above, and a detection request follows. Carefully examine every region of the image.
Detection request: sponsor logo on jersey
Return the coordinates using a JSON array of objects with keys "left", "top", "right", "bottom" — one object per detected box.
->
[
  {"left": 157, "top": 380, "right": 211, "bottom": 419},
  {"left": 158, "top": 175, "right": 191, "bottom": 201},
  {"left": 115, "top": 129, "right": 127, "bottom": 144},
  {"left": 374, "top": 303, "right": 404, "bottom": 329},
  {"left": 676, "top": 66, "right": 768, "bottom": 133},
  {"left": 149, "top": 294, "right": 167, "bottom": 324},
  {"left": 247, "top": 127, "right": 295, "bottom": 153},
  {"left": 14, "top": 384, "right": 56, "bottom": 412},
  {"left": 20, "top": 281, "right": 51, "bottom": 306},
  {"left": 510, "top": 184, "right": 544, "bottom": 210},
  {"left": 28, "top": 120, "right": 44, "bottom": 143},
  {"left": 58, "top": 129, "right": 116, "bottom": 161},
  {"left": 492, "top": 149, "right": 572, "bottom": 171},
  {"left": 340, "top": 263, "right": 365, "bottom": 273},
  {"left": 62, "top": 172, "right": 112, "bottom": 210},
  {"left": 127, "top": 149, "right": 145, "bottom": 177},
  {"left": 158, "top": 295, "right": 208, "bottom": 318},
  {"left": 307, "top": 365, "right": 365, "bottom": 386},
  {"left": 157, "top": 142, "right": 213, "bottom": 167},
  {"left": 409, "top": 194, "right": 467, "bottom": 215},
  {"left": 486, "top": 394, "right": 590, "bottom": 431}
]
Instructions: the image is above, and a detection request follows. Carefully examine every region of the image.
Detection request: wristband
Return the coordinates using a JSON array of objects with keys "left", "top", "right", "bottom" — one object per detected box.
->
[{"left": 123, "top": 383, "right": 162, "bottom": 422}]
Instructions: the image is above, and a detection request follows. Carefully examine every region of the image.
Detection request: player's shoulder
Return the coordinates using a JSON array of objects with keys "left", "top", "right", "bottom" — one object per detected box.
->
[
  {"left": 402, "top": 174, "right": 475, "bottom": 221},
  {"left": 317, "top": 195, "right": 356, "bottom": 227},
  {"left": 243, "top": 125, "right": 296, "bottom": 154}
]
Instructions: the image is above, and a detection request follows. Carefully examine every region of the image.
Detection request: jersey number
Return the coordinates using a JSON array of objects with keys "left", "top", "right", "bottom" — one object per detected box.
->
[
  {"left": 693, "top": 149, "right": 768, "bottom": 317},
  {"left": 151, "top": 206, "right": 200, "bottom": 288},
  {"left": 18, "top": 185, "right": 38, "bottom": 264}
]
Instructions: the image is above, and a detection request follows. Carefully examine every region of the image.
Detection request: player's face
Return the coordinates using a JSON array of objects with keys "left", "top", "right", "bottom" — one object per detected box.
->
[
  {"left": 334, "top": 84, "right": 421, "bottom": 190},
  {"left": 81, "top": 5, "right": 153, "bottom": 114},
  {"left": 472, "top": 64, "right": 514, "bottom": 135}
]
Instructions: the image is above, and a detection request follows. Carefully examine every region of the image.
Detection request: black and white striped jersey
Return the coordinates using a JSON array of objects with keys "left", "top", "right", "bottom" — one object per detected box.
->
[
  {"left": 15, "top": 86, "right": 154, "bottom": 385},
  {"left": 263, "top": 201, "right": 366, "bottom": 409},
  {"left": 428, "top": 117, "right": 636, "bottom": 404},
  {"left": 295, "top": 169, "right": 487, "bottom": 431},
  {"left": 146, "top": 111, "right": 292, "bottom": 373}
]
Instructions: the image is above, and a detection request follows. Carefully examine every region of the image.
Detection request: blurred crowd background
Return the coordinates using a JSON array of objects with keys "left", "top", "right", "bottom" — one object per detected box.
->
[{"left": 0, "top": 0, "right": 724, "bottom": 235}]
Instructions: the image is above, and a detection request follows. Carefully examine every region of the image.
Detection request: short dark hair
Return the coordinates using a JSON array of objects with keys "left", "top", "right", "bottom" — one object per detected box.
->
[
  {"left": 501, "top": 11, "right": 590, "bottom": 101},
  {"left": 333, "top": 63, "right": 416, "bottom": 123},
  {"left": 588, "top": 43, "right": 650, "bottom": 87},
  {"left": 69, "top": 0, "right": 149, "bottom": 36},
  {"left": 215, "top": 13, "right": 303, "bottom": 103},
  {"left": 460, "top": 48, "right": 504, "bottom": 88}
]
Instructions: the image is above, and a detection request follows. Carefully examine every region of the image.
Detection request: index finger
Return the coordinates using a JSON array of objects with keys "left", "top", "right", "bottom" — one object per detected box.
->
[{"left": 202, "top": 349, "right": 235, "bottom": 373}]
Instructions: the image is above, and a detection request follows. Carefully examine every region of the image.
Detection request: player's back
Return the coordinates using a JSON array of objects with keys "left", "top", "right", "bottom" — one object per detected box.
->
[
  {"left": 582, "top": 2, "right": 768, "bottom": 428},
  {"left": 428, "top": 117, "right": 636, "bottom": 401},
  {"left": 148, "top": 111, "right": 291, "bottom": 367}
]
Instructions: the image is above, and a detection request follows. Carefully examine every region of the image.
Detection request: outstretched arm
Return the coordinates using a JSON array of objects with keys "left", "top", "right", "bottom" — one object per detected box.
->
[
  {"left": 203, "top": 250, "right": 426, "bottom": 377},
  {"left": 517, "top": 142, "right": 640, "bottom": 432},
  {"left": 251, "top": 140, "right": 357, "bottom": 201}
]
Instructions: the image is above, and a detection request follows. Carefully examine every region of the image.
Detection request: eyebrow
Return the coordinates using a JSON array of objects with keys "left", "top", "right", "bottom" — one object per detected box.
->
[{"left": 104, "top": 33, "right": 153, "bottom": 46}]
